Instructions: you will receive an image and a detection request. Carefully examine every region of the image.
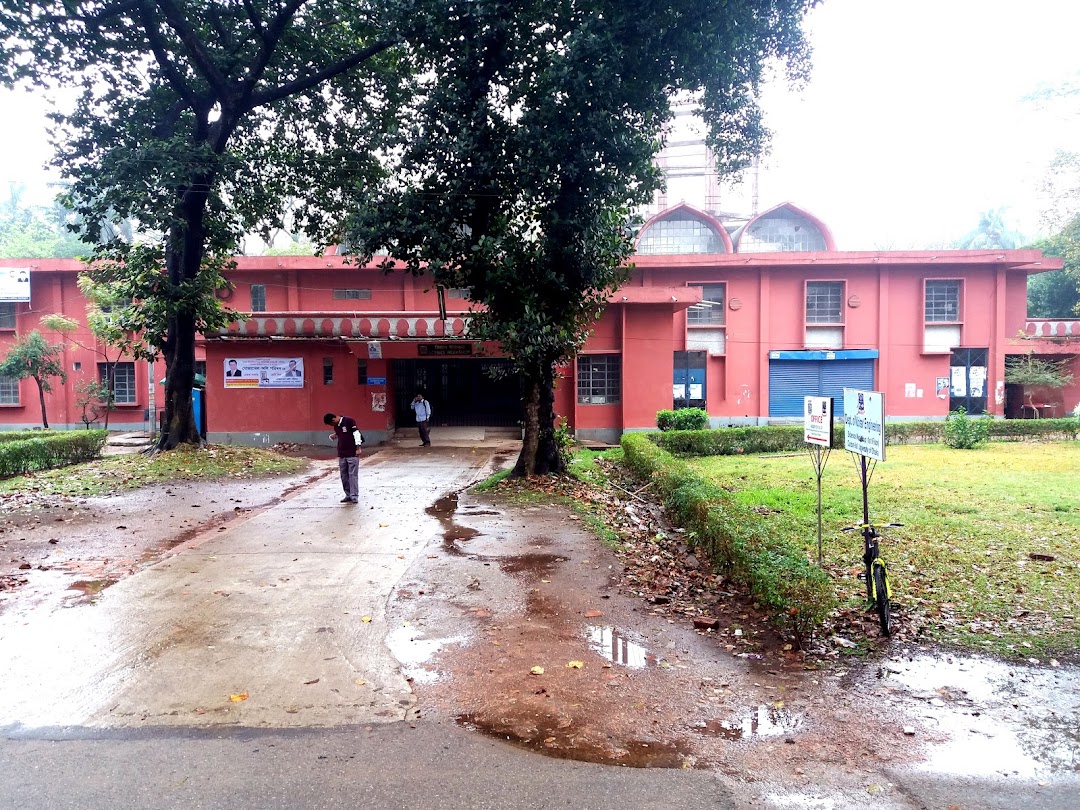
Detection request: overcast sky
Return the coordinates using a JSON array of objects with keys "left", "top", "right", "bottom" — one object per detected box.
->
[
  {"left": 1, "top": 0, "right": 1078, "bottom": 252},
  {"left": 755, "top": 0, "right": 1080, "bottom": 249}
]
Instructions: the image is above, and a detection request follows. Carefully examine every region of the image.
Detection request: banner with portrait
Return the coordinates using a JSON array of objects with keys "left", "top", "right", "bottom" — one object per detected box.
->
[{"left": 224, "top": 357, "right": 304, "bottom": 388}]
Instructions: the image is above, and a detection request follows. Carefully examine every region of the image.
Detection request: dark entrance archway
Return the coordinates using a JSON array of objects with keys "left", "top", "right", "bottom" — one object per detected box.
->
[{"left": 392, "top": 358, "right": 523, "bottom": 428}]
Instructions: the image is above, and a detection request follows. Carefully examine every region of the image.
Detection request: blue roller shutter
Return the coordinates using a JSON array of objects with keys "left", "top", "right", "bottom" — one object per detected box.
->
[{"left": 768, "top": 351, "right": 877, "bottom": 417}]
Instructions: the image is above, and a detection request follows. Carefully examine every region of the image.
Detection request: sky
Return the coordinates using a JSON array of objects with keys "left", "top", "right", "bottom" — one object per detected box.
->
[{"left": 0, "top": 0, "right": 1078, "bottom": 252}]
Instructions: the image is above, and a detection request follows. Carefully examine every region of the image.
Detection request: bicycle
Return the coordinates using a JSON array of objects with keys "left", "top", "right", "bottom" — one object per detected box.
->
[{"left": 841, "top": 521, "right": 903, "bottom": 636}]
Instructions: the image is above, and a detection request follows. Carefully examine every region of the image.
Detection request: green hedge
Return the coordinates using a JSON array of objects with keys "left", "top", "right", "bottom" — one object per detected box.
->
[
  {"left": 620, "top": 433, "right": 835, "bottom": 646},
  {"left": 651, "top": 418, "right": 1079, "bottom": 457},
  {"left": 0, "top": 429, "right": 55, "bottom": 445},
  {"left": 656, "top": 408, "right": 709, "bottom": 431},
  {"left": 0, "top": 430, "right": 108, "bottom": 478}
]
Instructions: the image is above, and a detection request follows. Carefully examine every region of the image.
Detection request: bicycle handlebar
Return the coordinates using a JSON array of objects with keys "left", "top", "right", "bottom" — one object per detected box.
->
[{"left": 841, "top": 522, "right": 904, "bottom": 533}]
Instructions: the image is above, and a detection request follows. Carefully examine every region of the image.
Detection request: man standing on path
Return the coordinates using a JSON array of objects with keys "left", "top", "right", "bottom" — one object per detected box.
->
[
  {"left": 324, "top": 412, "right": 362, "bottom": 503},
  {"left": 411, "top": 392, "right": 432, "bottom": 447}
]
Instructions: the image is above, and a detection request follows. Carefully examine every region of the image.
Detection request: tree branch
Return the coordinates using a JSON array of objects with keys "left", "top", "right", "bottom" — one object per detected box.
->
[
  {"left": 247, "top": 37, "right": 399, "bottom": 110},
  {"left": 138, "top": 5, "right": 199, "bottom": 107},
  {"left": 153, "top": 0, "right": 231, "bottom": 98}
]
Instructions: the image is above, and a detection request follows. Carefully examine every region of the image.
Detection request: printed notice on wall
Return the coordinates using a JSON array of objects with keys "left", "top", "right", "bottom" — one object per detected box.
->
[
  {"left": 371, "top": 392, "right": 387, "bottom": 412},
  {"left": 842, "top": 388, "right": 885, "bottom": 461},
  {"left": 224, "top": 357, "right": 304, "bottom": 388}
]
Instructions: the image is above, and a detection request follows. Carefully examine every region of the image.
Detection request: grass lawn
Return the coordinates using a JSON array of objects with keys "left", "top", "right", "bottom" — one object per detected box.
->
[
  {"left": 686, "top": 442, "right": 1080, "bottom": 658},
  {"left": 0, "top": 444, "right": 308, "bottom": 499}
]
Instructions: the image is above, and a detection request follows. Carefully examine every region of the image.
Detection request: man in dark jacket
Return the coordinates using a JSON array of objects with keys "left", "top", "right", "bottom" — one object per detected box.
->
[{"left": 324, "top": 412, "right": 362, "bottom": 503}]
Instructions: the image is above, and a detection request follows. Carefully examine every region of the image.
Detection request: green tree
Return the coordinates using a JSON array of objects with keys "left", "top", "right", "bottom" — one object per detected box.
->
[
  {"left": 0, "top": 1, "right": 410, "bottom": 451},
  {"left": 348, "top": 0, "right": 813, "bottom": 475},
  {"left": 0, "top": 182, "right": 86, "bottom": 259},
  {"left": 0, "top": 330, "right": 67, "bottom": 428},
  {"left": 955, "top": 208, "right": 1026, "bottom": 250},
  {"left": 1030, "top": 214, "right": 1080, "bottom": 317}
]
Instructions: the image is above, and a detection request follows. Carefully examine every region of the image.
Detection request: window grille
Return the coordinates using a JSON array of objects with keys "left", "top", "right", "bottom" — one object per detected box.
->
[
  {"left": 250, "top": 284, "right": 266, "bottom": 312},
  {"left": 357, "top": 360, "right": 368, "bottom": 385},
  {"left": 0, "top": 303, "right": 15, "bottom": 329},
  {"left": 577, "top": 355, "right": 621, "bottom": 404},
  {"left": 806, "top": 281, "right": 843, "bottom": 324},
  {"left": 323, "top": 357, "right": 334, "bottom": 384},
  {"left": 637, "top": 215, "right": 725, "bottom": 255},
  {"left": 925, "top": 280, "right": 960, "bottom": 322},
  {"left": 687, "top": 284, "right": 725, "bottom": 325},
  {"left": 99, "top": 362, "right": 136, "bottom": 405},
  {"left": 0, "top": 375, "right": 18, "bottom": 405},
  {"left": 740, "top": 209, "right": 827, "bottom": 252}
]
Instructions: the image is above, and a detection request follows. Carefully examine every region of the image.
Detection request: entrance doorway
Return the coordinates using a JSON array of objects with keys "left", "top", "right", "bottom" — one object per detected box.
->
[{"left": 392, "top": 359, "right": 523, "bottom": 427}]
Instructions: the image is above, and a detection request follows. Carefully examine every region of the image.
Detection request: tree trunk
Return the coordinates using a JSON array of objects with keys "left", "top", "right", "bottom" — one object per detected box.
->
[
  {"left": 155, "top": 179, "right": 209, "bottom": 452},
  {"left": 513, "top": 362, "right": 565, "bottom": 477},
  {"left": 34, "top": 377, "right": 49, "bottom": 429}
]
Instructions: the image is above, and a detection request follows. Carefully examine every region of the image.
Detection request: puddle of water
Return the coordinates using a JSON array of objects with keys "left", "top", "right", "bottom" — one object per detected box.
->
[
  {"left": 882, "top": 653, "right": 1080, "bottom": 776},
  {"left": 499, "top": 553, "right": 568, "bottom": 580},
  {"left": 585, "top": 625, "right": 657, "bottom": 668},
  {"left": 457, "top": 713, "right": 693, "bottom": 768},
  {"left": 385, "top": 626, "right": 467, "bottom": 684},
  {"left": 691, "top": 705, "right": 802, "bottom": 740},
  {"left": 426, "top": 492, "right": 481, "bottom": 554},
  {"left": 67, "top": 579, "right": 117, "bottom": 601}
]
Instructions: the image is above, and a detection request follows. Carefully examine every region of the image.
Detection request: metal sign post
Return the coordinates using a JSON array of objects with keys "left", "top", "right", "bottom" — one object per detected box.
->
[{"left": 803, "top": 396, "right": 833, "bottom": 565}]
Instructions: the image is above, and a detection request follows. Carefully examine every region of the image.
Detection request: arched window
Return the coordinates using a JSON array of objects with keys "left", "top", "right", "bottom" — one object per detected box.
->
[
  {"left": 637, "top": 208, "right": 728, "bottom": 255},
  {"left": 738, "top": 206, "right": 829, "bottom": 252}
]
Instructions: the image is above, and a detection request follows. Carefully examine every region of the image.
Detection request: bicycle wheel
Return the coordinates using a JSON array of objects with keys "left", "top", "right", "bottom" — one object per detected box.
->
[{"left": 872, "top": 560, "right": 892, "bottom": 636}]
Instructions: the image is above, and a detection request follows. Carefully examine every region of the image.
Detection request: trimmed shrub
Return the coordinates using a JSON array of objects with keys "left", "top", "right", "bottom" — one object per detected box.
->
[
  {"left": 656, "top": 408, "right": 709, "bottom": 431},
  {"left": 621, "top": 433, "right": 835, "bottom": 646},
  {"left": 0, "top": 430, "right": 108, "bottom": 478},
  {"left": 944, "top": 407, "right": 990, "bottom": 449}
]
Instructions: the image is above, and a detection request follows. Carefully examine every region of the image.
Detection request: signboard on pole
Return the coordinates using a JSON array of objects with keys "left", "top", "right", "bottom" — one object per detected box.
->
[
  {"left": 842, "top": 388, "right": 885, "bottom": 461},
  {"left": 803, "top": 396, "right": 833, "bottom": 447}
]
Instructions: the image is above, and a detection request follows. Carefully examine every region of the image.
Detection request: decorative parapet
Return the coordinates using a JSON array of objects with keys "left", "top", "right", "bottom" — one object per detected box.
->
[
  {"left": 1023, "top": 319, "right": 1079, "bottom": 339},
  {"left": 204, "top": 311, "right": 472, "bottom": 340}
]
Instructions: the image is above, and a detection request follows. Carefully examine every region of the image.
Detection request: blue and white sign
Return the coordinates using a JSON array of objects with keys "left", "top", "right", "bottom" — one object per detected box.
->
[{"left": 842, "top": 388, "right": 885, "bottom": 461}]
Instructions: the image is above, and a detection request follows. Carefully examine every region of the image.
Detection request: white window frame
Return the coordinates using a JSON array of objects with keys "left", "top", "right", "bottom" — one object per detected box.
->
[
  {"left": 0, "top": 374, "right": 19, "bottom": 405},
  {"left": 577, "top": 355, "right": 621, "bottom": 405}
]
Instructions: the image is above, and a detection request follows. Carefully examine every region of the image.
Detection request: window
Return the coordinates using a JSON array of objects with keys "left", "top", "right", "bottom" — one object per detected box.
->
[
  {"left": 250, "top": 284, "right": 266, "bottom": 312},
  {"left": 357, "top": 360, "right": 368, "bottom": 385},
  {"left": 637, "top": 214, "right": 726, "bottom": 255},
  {"left": 577, "top": 355, "right": 621, "bottom": 404},
  {"left": 446, "top": 288, "right": 470, "bottom": 299},
  {"left": 332, "top": 289, "right": 372, "bottom": 300},
  {"left": 925, "top": 280, "right": 960, "bottom": 323},
  {"left": 739, "top": 209, "right": 827, "bottom": 252},
  {"left": 99, "top": 362, "right": 136, "bottom": 405},
  {"left": 0, "top": 302, "right": 15, "bottom": 330},
  {"left": 323, "top": 357, "right": 334, "bottom": 384},
  {"left": 0, "top": 375, "right": 19, "bottom": 405},
  {"left": 687, "top": 284, "right": 725, "bottom": 325},
  {"left": 806, "top": 281, "right": 843, "bottom": 324}
]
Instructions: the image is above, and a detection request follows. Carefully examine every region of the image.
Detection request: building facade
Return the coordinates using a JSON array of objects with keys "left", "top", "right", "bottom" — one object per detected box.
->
[{"left": 1, "top": 203, "right": 1076, "bottom": 445}]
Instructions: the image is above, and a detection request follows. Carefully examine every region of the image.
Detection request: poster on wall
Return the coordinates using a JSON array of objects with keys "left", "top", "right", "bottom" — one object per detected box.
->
[
  {"left": 372, "top": 392, "right": 387, "bottom": 412},
  {"left": 224, "top": 357, "right": 304, "bottom": 388},
  {"left": 0, "top": 267, "right": 30, "bottom": 302},
  {"left": 936, "top": 376, "right": 950, "bottom": 399}
]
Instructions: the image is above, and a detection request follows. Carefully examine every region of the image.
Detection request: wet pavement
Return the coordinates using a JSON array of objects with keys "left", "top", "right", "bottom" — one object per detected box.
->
[{"left": 1, "top": 440, "right": 1078, "bottom": 809}]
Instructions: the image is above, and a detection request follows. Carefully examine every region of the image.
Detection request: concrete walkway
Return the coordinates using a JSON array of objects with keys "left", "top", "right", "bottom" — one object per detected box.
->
[{"left": 0, "top": 445, "right": 504, "bottom": 730}]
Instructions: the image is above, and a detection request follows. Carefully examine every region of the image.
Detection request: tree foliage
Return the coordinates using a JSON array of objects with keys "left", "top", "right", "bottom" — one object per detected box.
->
[
  {"left": 1029, "top": 213, "right": 1080, "bottom": 317},
  {"left": 0, "top": 330, "right": 67, "bottom": 428},
  {"left": 348, "top": 0, "right": 814, "bottom": 475},
  {"left": 0, "top": 182, "right": 85, "bottom": 258},
  {"left": 0, "top": 0, "right": 412, "bottom": 450}
]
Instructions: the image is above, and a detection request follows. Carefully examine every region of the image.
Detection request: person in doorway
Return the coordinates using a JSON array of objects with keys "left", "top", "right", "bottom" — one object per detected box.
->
[
  {"left": 411, "top": 392, "right": 432, "bottom": 447},
  {"left": 226, "top": 359, "right": 242, "bottom": 377},
  {"left": 324, "top": 412, "right": 362, "bottom": 503}
]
